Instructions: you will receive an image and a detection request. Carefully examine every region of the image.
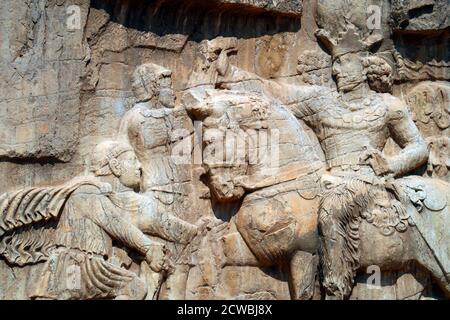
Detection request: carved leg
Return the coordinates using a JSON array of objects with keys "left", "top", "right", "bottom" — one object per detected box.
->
[
  {"left": 412, "top": 229, "right": 450, "bottom": 298},
  {"left": 140, "top": 261, "right": 163, "bottom": 300},
  {"left": 318, "top": 180, "right": 368, "bottom": 299},
  {"left": 416, "top": 255, "right": 450, "bottom": 298},
  {"left": 114, "top": 270, "right": 148, "bottom": 300},
  {"left": 288, "top": 251, "right": 318, "bottom": 300}
]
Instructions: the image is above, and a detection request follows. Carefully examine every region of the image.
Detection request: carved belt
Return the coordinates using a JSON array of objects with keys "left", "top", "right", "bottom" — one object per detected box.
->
[{"left": 327, "top": 153, "right": 370, "bottom": 170}]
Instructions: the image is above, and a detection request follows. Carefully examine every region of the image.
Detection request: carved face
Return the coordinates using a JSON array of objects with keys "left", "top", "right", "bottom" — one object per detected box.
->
[
  {"left": 114, "top": 151, "right": 142, "bottom": 189},
  {"left": 131, "top": 69, "right": 175, "bottom": 108},
  {"left": 332, "top": 53, "right": 365, "bottom": 93},
  {"left": 158, "top": 76, "right": 175, "bottom": 108},
  {"left": 131, "top": 70, "right": 157, "bottom": 103}
]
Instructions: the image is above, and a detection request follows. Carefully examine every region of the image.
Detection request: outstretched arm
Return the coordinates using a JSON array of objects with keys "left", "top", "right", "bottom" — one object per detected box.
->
[
  {"left": 79, "top": 194, "right": 157, "bottom": 256},
  {"left": 219, "top": 65, "right": 333, "bottom": 119},
  {"left": 136, "top": 198, "right": 198, "bottom": 244},
  {"left": 184, "top": 61, "right": 332, "bottom": 120}
]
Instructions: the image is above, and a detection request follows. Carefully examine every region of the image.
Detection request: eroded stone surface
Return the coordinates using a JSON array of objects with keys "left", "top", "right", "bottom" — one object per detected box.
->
[{"left": 0, "top": 0, "right": 448, "bottom": 300}]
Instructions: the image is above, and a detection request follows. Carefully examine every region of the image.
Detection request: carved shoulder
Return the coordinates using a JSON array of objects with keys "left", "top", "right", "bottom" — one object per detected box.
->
[
  {"left": 118, "top": 105, "right": 146, "bottom": 137},
  {"left": 68, "top": 184, "right": 114, "bottom": 219},
  {"left": 384, "top": 94, "right": 411, "bottom": 122},
  {"left": 71, "top": 184, "right": 108, "bottom": 196}
]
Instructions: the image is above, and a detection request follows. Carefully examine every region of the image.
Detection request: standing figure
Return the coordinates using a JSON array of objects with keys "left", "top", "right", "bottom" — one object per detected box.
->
[{"left": 119, "top": 63, "right": 211, "bottom": 299}]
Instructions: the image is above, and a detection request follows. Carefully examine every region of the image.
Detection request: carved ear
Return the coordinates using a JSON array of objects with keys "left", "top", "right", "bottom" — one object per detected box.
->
[{"left": 109, "top": 158, "right": 122, "bottom": 177}]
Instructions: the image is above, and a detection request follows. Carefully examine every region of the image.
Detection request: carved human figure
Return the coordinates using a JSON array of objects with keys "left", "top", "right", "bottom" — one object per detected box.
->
[
  {"left": 191, "top": 28, "right": 449, "bottom": 299},
  {"left": 118, "top": 63, "right": 204, "bottom": 240},
  {"left": 275, "top": 26, "right": 449, "bottom": 299},
  {"left": 0, "top": 140, "right": 174, "bottom": 300},
  {"left": 119, "top": 63, "right": 176, "bottom": 194},
  {"left": 118, "top": 63, "right": 213, "bottom": 299}
]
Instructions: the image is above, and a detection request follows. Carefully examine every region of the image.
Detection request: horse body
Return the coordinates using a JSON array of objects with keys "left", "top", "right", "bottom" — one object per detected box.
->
[{"left": 197, "top": 89, "right": 325, "bottom": 299}]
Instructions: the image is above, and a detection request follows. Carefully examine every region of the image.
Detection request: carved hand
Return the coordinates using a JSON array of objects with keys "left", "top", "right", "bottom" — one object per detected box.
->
[
  {"left": 145, "top": 243, "right": 174, "bottom": 274},
  {"left": 360, "top": 148, "right": 392, "bottom": 176},
  {"left": 195, "top": 216, "right": 227, "bottom": 234}
]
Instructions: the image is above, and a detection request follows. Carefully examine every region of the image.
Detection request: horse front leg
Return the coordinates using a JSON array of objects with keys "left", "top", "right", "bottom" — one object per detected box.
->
[{"left": 289, "top": 251, "right": 318, "bottom": 300}]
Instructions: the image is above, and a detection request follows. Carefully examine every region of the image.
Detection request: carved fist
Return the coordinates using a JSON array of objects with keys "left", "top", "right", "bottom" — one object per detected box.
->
[
  {"left": 360, "top": 148, "right": 392, "bottom": 176},
  {"left": 145, "top": 243, "right": 174, "bottom": 274},
  {"left": 195, "top": 216, "right": 212, "bottom": 231},
  {"left": 195, "top": 216, "right": 226, "bottom": 234}
]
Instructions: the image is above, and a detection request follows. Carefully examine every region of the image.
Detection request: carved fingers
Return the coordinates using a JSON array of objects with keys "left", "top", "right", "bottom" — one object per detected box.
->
[
  {"left": 360, "top": 148, "right": 392, "bottom": 176},
  {"left": 146, "top": 243, "right": 174, "bottom": 274}
]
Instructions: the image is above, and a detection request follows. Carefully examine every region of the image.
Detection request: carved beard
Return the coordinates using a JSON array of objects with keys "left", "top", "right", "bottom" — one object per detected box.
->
[
  {"left": 158, "top": 88, "right": 175, "bottom": 108},
  {"left": 335, "top": 74, "right": 366, "bottom": 93}
]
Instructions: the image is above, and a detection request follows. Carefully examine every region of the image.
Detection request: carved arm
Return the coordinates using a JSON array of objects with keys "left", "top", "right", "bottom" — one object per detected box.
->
[{"left": 386, "top": 98, "right": 429, "bottom": 177}]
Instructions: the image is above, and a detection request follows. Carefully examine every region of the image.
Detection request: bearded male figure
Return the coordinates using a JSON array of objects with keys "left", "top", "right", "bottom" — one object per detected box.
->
[
  {"left": 275, "top": 26, "right": 448, "bottom": 298},
  {"left": 119, "top": 63, "right": 214, "bottom": 299},
  {"left": 197, "top": 24, "right": 449, "bottom": 298}
]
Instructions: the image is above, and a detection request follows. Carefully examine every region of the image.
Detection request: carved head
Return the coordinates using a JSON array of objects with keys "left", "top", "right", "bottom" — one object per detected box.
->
[
  {"left": 131, "top": 63, "right": 175, "bottom": 108},
  {"left": 184, "top": 89, "right": 275, "bottom": 202},
  {"left": 91, "top": 140, "right": 142, "bottom": 189},
  {"left": 332, "top": 52, "right": 367, "bottom": 93},
  {"left": 198, "top": 37, "right": 238, "bottom": 63},
  {"left": 316, "top": 23, "right": 384, "bottom": 93}
]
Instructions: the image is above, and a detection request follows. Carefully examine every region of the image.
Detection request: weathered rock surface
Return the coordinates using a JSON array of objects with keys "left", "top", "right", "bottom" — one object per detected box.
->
[
  {"left": 0, "top": 0, "right": 448, "bottom": 300},
  {"left": 391, "top": 0, "right": 449, "bottom": 31}
]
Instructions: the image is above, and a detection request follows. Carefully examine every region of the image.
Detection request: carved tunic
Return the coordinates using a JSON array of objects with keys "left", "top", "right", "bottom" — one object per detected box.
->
[
  {"left": 119, "top": 103, "right": 173, "bottom": 192},
  {"left": 55, "top": 185, "right": 155, "bottom": 258},
  {"left": 305, "top": 95, "right": 389, "bottom": 173},
  {"left": 26, "top": 182, "right": 158, "bottom": 300},
  {"left": 286, "top": 87, "right": 424, "bottom": 177}
]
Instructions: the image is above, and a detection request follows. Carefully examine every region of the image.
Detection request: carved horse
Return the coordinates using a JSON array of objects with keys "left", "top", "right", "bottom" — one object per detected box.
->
[
  {"left": 184, "top": 88, "right": 450, "bottom": 300},
  {"left": 184, "top": 88, "right": 326, "bottom": 299}
]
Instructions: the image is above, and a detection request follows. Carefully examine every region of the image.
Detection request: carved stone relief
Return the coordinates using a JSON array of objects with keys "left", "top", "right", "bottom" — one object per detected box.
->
[{"left": 0, "top": 0, "right": 448, "bottom": 300}]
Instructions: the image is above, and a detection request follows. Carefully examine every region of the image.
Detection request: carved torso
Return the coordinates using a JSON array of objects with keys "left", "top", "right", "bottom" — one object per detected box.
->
[
  {"left": 303, "top": 93, "right": 393, "bottom": 172},
  {"left": 120, "top": 104, "right": 174, "bottom": 191},
  {"left": 55, "top": 190, "right": 113, "bottom": 257},
  {"left": 123, "top": 104, "right": 172, "bottom": 160}
]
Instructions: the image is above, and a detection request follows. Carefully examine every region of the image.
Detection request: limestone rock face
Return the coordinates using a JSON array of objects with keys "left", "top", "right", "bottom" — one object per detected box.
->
[
  {"left": 0, "top": 0, "right": 448, "bottom": 300},
  {"left": 213, "top": 0, "right": 303, "bottom": 14},
  {"left": 0, "top": 0, "right": 89, "bottom": 162},
  {"left": 390, "top": 0, "right": 449, "bottom": 31}
]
